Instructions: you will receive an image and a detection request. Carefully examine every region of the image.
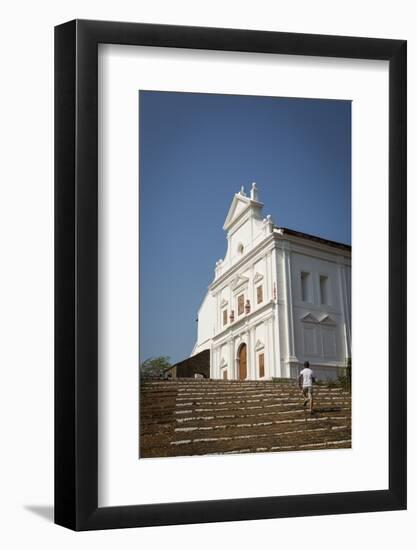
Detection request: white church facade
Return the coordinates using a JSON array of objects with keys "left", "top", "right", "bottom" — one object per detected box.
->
[{"left": 191, "top": 183, "right": 351, "bottom": 381}]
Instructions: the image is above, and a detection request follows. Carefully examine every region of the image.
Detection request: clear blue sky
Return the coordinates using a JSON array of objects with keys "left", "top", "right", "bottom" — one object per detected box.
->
[{"left": 139, "top": 91, "right": 351, "bottom": 364}]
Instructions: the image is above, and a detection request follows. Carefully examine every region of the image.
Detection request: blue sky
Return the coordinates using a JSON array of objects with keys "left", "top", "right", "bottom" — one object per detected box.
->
[{"left": 139, "top": 91, "right": 351, "bottom": 364}]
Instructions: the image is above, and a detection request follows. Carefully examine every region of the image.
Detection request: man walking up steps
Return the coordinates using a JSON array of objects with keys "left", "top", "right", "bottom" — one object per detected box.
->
[{"left": 298, "top": 361, "right": 315, "bottom": 415}]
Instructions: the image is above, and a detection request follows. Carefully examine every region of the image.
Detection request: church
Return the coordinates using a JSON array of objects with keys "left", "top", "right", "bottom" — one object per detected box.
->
[{"left": 191, "top": 183, "right": 351, "bottom": 381}]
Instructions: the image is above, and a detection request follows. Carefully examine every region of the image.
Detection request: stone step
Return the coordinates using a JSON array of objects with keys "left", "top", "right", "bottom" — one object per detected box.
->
[
  {"left": 174, "top": 384, "right": 347, "bottom": 391},
  {"left": 141, "top": 420, "right": 351, "bottom": 447},
  {"left": 173, "top": 412, "right": 350, "bottom": 430},
  {"left": 141, "top": 393, "right": 349, "bottom": 408},
  {"left": 220, "top": 439, "right": 352, "bottom": 455},
  {"left": 172, "top": 400, "right": 351, "bottom": 415},
  {"left": 140, "top": 406, "right": 350, "bottom": 427},
  {"left": 175, "top": 418, "right": 349, "bottom": 439},
  {"left": 175, "top": 391, "right": 350, "bottom": 400},
  {"left": 141, "top": 414, "right": 350, "bottom": 436},
  {"left": 141, "top": 406, "right": 351, "bottom": 423},
  {"left": 141, "top": 387, "right": 348, "bottom": 398},
  {"left": 140, "top": 427, "right": 351, "bottom": 457},
  {"left": 142, "top": 381, "right": 342, "bottom": 390},
  {"left": 175, "top": 382, "right": 346, "bottom": 388},
  {"left": 174, "top": 395, "right": 350, "bottom": 406},
  {"left": 141, "top": 394, "right": 351, "bottom": 408},
  {"left": 139, "top": 379, "right": 351, "bottom": 458},
  {"left": 140, "top": 378, "right": 339, "bottom": 387},
  {"left": 143, "top": 380, "right": 291, "bottom": 385},
  {"left": 141, "top": 438, "right": 352, "bottom": 458},
  {"left": 174, "top": 409, "right": 349, "bottom": 425}
]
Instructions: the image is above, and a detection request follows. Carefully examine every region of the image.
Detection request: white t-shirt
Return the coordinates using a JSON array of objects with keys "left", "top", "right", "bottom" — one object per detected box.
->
[{"left": 300, "top": 367, "right": 314, "bottom": 387}]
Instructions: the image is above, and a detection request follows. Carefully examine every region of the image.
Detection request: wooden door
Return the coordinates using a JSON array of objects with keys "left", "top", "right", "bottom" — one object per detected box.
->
[{"left": 239, "top": 344, "right": 247, "bottom": 380}]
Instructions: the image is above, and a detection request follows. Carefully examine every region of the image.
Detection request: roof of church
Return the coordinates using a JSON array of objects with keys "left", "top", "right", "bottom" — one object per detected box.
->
[{"left": 276, "top": 226, "right": 351, "bottom": 251}]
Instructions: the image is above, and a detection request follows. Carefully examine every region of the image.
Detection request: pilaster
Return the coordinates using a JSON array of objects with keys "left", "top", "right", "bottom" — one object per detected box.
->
[
  {"left": 282, "top": 241, "right": 297, "bottom": 375},
  {"left": 337, "top": 256, "right": 351, "bottom": 360}
]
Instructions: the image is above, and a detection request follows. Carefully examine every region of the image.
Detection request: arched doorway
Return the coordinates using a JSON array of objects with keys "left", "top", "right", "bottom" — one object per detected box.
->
[{"left": 238, "top": 343, "right": 247, "bottom": 380}]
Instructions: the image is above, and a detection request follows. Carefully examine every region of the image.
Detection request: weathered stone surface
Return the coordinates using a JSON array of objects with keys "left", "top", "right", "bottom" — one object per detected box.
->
[{"left": 139, "top": 379, "right": 351, "bottom": 458}]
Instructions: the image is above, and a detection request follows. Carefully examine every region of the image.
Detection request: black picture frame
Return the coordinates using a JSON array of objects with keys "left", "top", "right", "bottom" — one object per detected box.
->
[{"left": 55, "top": 19, "right": 407, "bottom": 531}]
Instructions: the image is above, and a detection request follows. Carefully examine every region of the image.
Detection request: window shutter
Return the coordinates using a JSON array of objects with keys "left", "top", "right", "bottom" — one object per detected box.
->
[
  {"left": 223, "top": 309, "right": 228, "bottom": 325},
  {"left": 257, "top": 285, "right": 263, "bottom": 304},
  {"left": 259, "top": 353, "right": 265, "bottom": 378},
  {"left": 238, "top": 294, "right": 244, "bottom": 315}
]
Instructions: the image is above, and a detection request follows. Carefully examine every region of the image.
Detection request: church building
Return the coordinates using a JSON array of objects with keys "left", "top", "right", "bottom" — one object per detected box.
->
[{"left": 191, "top": 183, "right": 351, "bottom": 381}]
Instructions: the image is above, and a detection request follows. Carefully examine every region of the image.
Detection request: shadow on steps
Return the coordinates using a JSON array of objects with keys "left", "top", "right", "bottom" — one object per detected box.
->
[{"left": 313, "top": 406, "right": 342, "bottom": 413}]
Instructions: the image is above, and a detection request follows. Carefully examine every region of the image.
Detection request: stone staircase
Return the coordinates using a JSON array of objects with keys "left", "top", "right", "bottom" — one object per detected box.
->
[{"left": 139, "top": 379, "right": 351, "bottom": 458}]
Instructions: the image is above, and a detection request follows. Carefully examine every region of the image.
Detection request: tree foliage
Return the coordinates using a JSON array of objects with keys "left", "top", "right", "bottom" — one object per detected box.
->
[
  {"left": 140, "top": 356, "right": 171, "bottom": 378},
  {"left": 337, "top": 358, "right": 352, "bottom": 390}
]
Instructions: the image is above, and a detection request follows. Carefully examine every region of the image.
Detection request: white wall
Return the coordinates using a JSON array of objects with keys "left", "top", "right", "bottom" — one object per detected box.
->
[
  {"left": 290, "top": 249, "right": 348, "bottom": 376},
  {"left": 194, "top": 292, "right": 215, "bottom": 354},
  {"left": 0, "top": 1, "right": 415, "bottom": 549}
]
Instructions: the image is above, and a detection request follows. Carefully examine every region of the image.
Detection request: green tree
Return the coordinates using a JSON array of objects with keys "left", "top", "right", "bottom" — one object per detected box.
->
[
  {"left": 140, "top": 356, "right": 171, "bottom": 378},
  {"left": 337, "top": 358, "right": 352, "bottom": 390}
]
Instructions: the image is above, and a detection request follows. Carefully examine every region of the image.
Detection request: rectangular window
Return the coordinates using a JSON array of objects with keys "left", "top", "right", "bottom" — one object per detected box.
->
[
  {"left": 222, "top": 369, "right": 228, "bottom": 380},
  {"left": 319, "top": 275, "right": 329, "bottom": 305},
  {"left": 223, "top": 309, "right": 228, "bottom": 326},
  {"left": 301, "top": 271, "right": 311, "bottom": 302},
  {"left": 256, "top": 285, "right": 263, "bottom": 304},
  {"left": 259, "top": 353, "right": 265, "bottom": 378},
  {"left": 237, "top": 293, "right": 244, "bottom": 315}
]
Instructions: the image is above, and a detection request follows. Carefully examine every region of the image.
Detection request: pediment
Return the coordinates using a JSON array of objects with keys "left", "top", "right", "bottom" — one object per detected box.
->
[
  {"left": 230, "top": 274, "right": 249, "bottom": 292},
  {"left": 255, "top": 339, "right": 264, "bottom": 351},
  {"left": 318, "top": 314, "right": 337, "bottom": 325},
  {"left": 253, "top": 272, "right": 264, "bottom": 284},
  {"left": 300, "top": 313, "right": 319, "bottom": 323},
  {"left": 223, "top": 193, "right": 251, "bottom": 230},
  {"left": 219, "top": 358, "right": 227, "bottom": 367}
]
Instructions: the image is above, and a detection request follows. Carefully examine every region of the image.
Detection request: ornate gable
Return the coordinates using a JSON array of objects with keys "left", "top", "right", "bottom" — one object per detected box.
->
[
  {"left": 223, "top": 192, "right": 251, "bottom": 230},
  {"left": 223, "top": 183, "right": 264, "bottom": 231},
  {"left": 230, "top": 274, "right": 249, "bottom": 293},
  {"left": 300, "top": 313, "right": 319, "bottom": 323},
  {"left": 318, "top": 314, "right": 337, "bottom": 325}
]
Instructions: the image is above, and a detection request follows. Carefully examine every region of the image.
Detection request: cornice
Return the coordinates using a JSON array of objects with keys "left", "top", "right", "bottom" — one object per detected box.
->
[
  {"left": 212, "top": 300, "right": 276, "bottom": 342},
  {"left": 277, "top": 231, "right": 351, "bottom": 263},
  {"left": 211, "top": 231, "right": 350, "bottom": 293}
]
